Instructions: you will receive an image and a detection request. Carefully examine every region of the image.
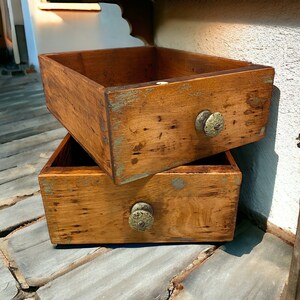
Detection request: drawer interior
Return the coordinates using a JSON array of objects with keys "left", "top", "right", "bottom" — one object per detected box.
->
[
  {"left": 45, "top": 47, "right": 251, "bottom": 88},
  {"left": 51, "top": 135, "right": 232, "bottom": 169},
  {"left": 52, "top": 137, "right": 96, "bottom": 167}
]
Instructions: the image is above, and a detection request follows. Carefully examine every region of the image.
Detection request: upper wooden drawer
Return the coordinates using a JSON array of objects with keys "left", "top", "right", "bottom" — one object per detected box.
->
[{"left": 39, "top": 46, "right": 274, "bottom": 185}]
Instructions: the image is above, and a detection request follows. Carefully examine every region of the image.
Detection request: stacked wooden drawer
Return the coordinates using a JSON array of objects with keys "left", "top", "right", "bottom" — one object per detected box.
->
[{"left": 39, "top": 46, "right": 274, "bottom": 244}]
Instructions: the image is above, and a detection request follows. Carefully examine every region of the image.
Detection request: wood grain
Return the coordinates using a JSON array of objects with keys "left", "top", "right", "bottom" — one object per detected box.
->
[
  {"left": 2, "top": 220, "right": 104, "bottom": 287},
  {"left": 40, "top": 46, "right": 274, "bottom": 184},
  {"left": 174, "top": 221, "right": 292, "bottom": 300},
  {"left": 108, "top": 65, "right": 274, "bottom": 184},
  {"left": 155, "top": 47, "right": 250, "bottom": 79},
  {"left": 284, "top": 211, "right": 300, "bottom": 300},
  {"left": 0, "top": 139, "right": 63, "bottom": 207},
  {"left": 39, "top": 135, "right": 242, "bottom": 244},
  {"left": 36, "top": 245, "right": 213, "bottom": 300},
  {"left": 44, "top": 47, "right": 155, "bottom": 87},
  {"left": 0, "top": 194, "right": 44, "bottom": 234},
  {"left": 39, "top": 54, "right": 112, "bottom": 177},
  {"left": 0, "top": 252, "right": 18, "bottom": 300},
  {"left": 0, "top": 128, "right": 66, "bottom": 159}
]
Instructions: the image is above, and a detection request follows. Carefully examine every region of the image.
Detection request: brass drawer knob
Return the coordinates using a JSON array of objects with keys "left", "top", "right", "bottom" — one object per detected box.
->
[
  {"left": 195, "top": 110, "right": 224, "bottom": 137},
  {"left": 129, "top": 202, "right": 154, "bottom": 232}
]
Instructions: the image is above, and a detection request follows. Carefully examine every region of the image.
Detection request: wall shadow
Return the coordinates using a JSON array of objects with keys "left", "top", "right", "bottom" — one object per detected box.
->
[
  {"left": 157, "top": 0, "right": 300, "bottom": 28},
  {"left": 231, "top": 86, "right": 280, "bottom": 241},
  {"left": 223, "top": 220, "right": 265, "bottom": 257}
]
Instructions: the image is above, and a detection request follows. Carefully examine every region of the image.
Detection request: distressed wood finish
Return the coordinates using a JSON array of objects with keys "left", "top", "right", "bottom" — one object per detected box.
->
[
  {"left": 39, "top": 135, "right": 242, "bottom": 244},
  {"left": 174, "top": 221, "right": 292, "bottom": 300},
  {"left": 284, "top": 212, "right": 300, "bottom": 300},
  {"left": 1, "top": 220, "right": 104, "bottom": 287},
  {"left": 39, "top": 46, "right": 274, "bottom": 184},
  {"left": 39, "top": 54, "right": 112, "bottom": 177},
  {"left": 36, "top": 245, "right": 213, "bottom": 300},
  {"left": 0, "top": 252, "right": 18, "bottom": 299}
]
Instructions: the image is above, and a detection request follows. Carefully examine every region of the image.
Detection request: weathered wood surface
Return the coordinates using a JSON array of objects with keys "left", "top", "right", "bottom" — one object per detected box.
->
[
  {"left": 283, "top": 211, "right": 300, "bottom": 300},
  {"left": 0, "top": 72, "right": 40, "bottom": 89},
  {"left": 0, "top": 127, "right": 66, "bottom": 159},
  {"left": 1, "top": 220, "right": 106, "bottom": 287},
  {"left": 36, "top": 244, "right": 214, "bottom": 300},
  {"left": 0, "top": 76, "right": 66, "bottom": 209},
  {"left": 0, "top": 139, "right": 63, "bottom": 207},
  {"left": 0, "top": 251, "right": 18, "bottom": 299},
  {"left": 0, "top": 114, "right": 61, "bottom": 144},
  {"left": 0, "top": 194, "right": 44, "bottom": 234},
  {"left": 40, "top": 46, "right": 274, "bottom": 184},
  {"left": 108, "top": 65, "right": 274, "bottom": 184},
  {"left": 155, "top": 47, "right": 250, "bottom": 79},
  {"left": 39, "top": 135, "right": 241, "bottom": 244},
  {"left": 174, "top": 220, "right": 292, "bottom": 300},
  {"left": 0, "top": 105, "right": 49, "bottom": 125},
  {"left": 39, "top": 53, "right": 113, "bottom": 177}
]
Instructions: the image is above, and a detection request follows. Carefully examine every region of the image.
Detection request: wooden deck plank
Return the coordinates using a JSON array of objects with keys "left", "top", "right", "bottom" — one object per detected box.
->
[
  {"left": 0, "top": 84, "right": 41, "bottom": 97},
  {"left": 0, "top": 139, "right": 61, "bottom": 171},
  {"left": 0, "top": 161, "right": 47, "bottom": 185},
  {"left": 0, "top": 138, "right": 63, "bottom": 207},
  {"left": 0, "top": 175, "right": 40, "bottom": 207},
  {"left": 0, "top": 128, "right": 66, "bottom": 159},
  {"left": 283, "top": 211, "right": 300, "bottom": 300},
  {"left": 0, "top": 76, "right": 59, "bottom": 145},
  {"left": 1, "top": 220, "right": 106, "bottom": 287},
  {"left": 36, "top": 244, "right": 214, "bottom": 300},
  {"left": 0, "top": 73, "right": 40, "bottom": 90},
  {"left": 0, "top": 251, "right": 18, "bottom": 299},
  {"left": 0, "top": 89, "right": 42, "bottom": 101},
  {"left": 175, "top": 221, "right": 292, "bottom": 300},
  {"left": 0, "top": 114, "right": 58, "bottom": 139},
  {"left": 0, "top": 105, "right": 49, "bottom": 125},
  {"left": 0, "top": 121, "right": 62, "bottom": 144},
  {"left": 0, "top": 194, "right": 44, "bottom": 233},
  {"left": 0, "top": 92, "right": 44, "bottom": 110}
]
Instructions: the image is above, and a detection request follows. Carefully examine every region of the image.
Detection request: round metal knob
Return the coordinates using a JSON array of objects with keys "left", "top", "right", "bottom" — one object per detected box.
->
[
  {"left": 195, "top": 110, "right": 224, "bottom": 137},
  {"left": 129, "top": 202, "right": 154, "bottom": 232}
]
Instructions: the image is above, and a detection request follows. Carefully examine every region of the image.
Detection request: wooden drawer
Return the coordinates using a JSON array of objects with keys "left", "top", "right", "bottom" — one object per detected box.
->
[
  {"left": 39, "top": 46, "right": 273, "bottom": 184},
  {"left": 39, "top": 134, "right": 242, "bottom": 244}
]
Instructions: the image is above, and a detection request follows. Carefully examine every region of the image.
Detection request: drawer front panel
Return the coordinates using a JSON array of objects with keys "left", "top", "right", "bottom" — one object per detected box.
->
[
  {"left": 108, "top": 66, "right": 273, "bottom": 184},
  {"left": 40, "top": 165, "right": 241, "bottom": 244}
]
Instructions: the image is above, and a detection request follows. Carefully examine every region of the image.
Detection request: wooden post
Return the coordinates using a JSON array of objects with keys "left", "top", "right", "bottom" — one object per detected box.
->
[{"left": 283, "top": 209, "right": 300, "bottom": 300}]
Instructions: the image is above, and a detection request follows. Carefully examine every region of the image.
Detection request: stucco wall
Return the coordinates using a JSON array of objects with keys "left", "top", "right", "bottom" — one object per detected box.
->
[
  {"left": 155, "top": 0, "right": 300, "bottom": 233},
  {"left": 21, "top": 0, "right": 143, "bottom": 69}
]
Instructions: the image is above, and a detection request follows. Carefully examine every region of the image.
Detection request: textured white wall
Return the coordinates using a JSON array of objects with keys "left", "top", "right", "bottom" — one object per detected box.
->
[
  {"left": 155, "top": 0, "right": 300, "bottom": 233},
  {"left": 21, "top": 0, "right": 143, "bottom": 69}
]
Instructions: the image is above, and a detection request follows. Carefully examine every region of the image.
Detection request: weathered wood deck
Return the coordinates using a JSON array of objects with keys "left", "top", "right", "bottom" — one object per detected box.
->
[{"left": 0, "top": 74, "right": 293, "bottom": 300}]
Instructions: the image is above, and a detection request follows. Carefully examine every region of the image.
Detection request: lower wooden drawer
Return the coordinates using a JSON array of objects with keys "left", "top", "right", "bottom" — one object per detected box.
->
[{"left": 39, "top": 134, "right": 242, "bottom": 244}]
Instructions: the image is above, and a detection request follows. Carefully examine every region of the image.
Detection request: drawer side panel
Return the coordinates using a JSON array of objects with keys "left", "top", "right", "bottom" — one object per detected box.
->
[{"left": 39, "top": 55, "right": 112, "bottom": 177}]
